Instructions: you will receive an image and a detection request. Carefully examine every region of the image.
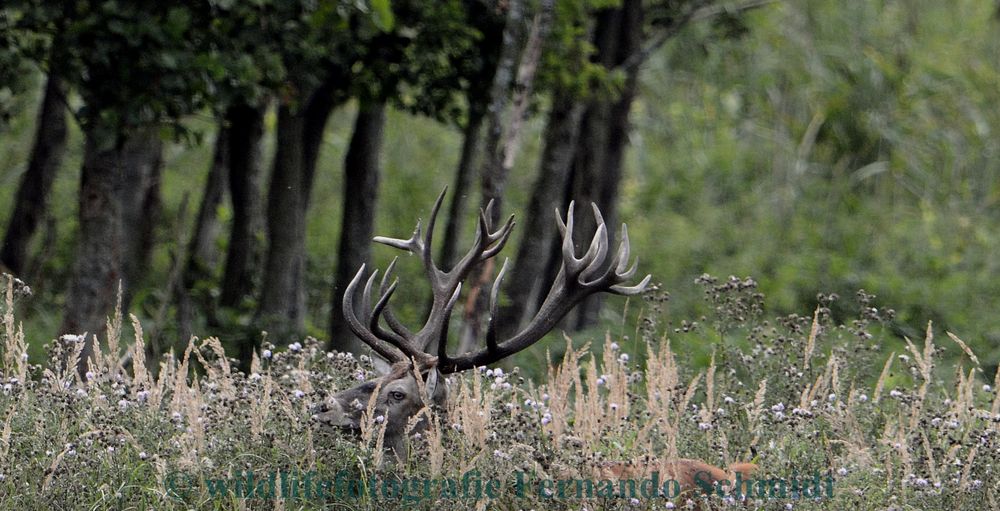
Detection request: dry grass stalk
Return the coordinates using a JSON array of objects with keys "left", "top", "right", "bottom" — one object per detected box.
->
[
  {"left": 992, "top": 364, "right": 1000, "bottom": 421},
  {"left": 601, "top": 334, "right": 630, "bottom": 422},
  {"left": 948, "top": 368, "right": 976, "bottom": 430},
  {"left": 453, "top": 370, "right": 491, "bottom": 450},
  {"left": 104, "top": 283, "right": 123, "bottom": 377},
  {"left": 920, "top": 430, "right": 939, "bottom": 485},
  {"left": 360, "top": 378, "right": 384, "bottom": 448},
  {"left": 194, "top": 337, "right": 236, "bottom": 401},
  {"left": 424, "top": 407, "right": 444, "bottom": 477},
  {"left": 959, "top": 445, "right": 978, "bottom": 490},
  {"left": 642, "top": 337, "right": 681, "bottom": 459},
  {"left": 803, "top": 306, "right": 820, "bottom": 370},
  {"left": 250, "top": 368, "right": 274, "bottom": 441},
  {"left": 906, "top": 325, "right": 936, "bottom": 434},
  {"left": 873, "top": 352, "right": 895, "bottom": 403},
  {"left": 1, "top": 278, "right": 28, "bottom": 382},
  {"left": 128, "top": 314, "right": 151, "bottom": 391},
  {"left": 947, "top": 331, "right": 981, "bottom": 372},
  {"left": 746, "top": 378, "right": 767, "bottom": 451},
  {"left": 576, "top": 355, "right": 603, "bottom": 446},
  {"left": 150, "top": 354, "right": 174, "bottom": 409},
  {"left": 0, "top": 402, "right": 15, "bottom": 465},
  {"left": 544, "top": 338, "right": 585, "bottom": 443},
  {"left": 676, "top": 372, "right": 702, "bottom": 440},
  {"left": 170, "top": 337, "right": 197, "bottom": 416},
  {"left": 178, "top": 377, "right": 207, "bottom": 471},
  {"left": 699, "top": 352, "right": 717, "bottom": 444},
  {"left": 372, "top": 411, "right": 388, "bottom": 468}
]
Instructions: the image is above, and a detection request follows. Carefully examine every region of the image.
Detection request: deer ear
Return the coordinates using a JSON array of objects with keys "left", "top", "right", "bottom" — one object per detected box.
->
[
  {"left": 371, "top": 355, "right": 392, "bottom": 376},
  {"left": 423, "top": 368, "right": 439, "bottom": 398}
]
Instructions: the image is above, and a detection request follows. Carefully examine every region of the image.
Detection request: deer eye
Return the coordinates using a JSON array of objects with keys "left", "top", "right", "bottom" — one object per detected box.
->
[{"left": 389, "top": 391, "right": 406, "bottom": 402}]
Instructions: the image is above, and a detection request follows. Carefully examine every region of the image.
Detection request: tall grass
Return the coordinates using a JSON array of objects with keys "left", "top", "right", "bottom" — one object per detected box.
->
[{"left": 0, "top": 272, "right": 997, "bottom": 509}]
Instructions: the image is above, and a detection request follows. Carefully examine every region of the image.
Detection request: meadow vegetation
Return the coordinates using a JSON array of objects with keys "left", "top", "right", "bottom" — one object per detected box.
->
[{"left": 2, "top": 273, "right": 997, "bottom": 510}]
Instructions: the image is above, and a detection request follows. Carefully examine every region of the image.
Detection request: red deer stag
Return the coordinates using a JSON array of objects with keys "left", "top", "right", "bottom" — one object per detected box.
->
[{"left": 312, "top": 189, "right": 650, "bottom": 457}]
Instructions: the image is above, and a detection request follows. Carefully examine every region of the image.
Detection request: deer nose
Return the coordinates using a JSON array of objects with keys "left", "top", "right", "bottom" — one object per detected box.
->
[
  {"left": 310, "top": 402, "right": 333, "bottom": 424},
  {"left": 310, "top": 400, "right": 358, "bottom": 430}
]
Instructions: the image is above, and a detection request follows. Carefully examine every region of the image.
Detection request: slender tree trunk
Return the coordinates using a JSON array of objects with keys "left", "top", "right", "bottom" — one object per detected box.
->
[
  {"left": 439, "top": 109, "right": 485, "bottom": 270},
  {"left": 328, "top": 103, "right": 387, "bottom": 354},
  {"left": 1, "top": 75, "right": 67, "bottom": 275},
  {"left": 219, "top": 103, "right": 265, "bottom": 308},
  {"left": 119, "top": 130, "right": 164, "bottom": 307},
  {"left": 499, "top": 93, "right": 584, "bottom": 334},
  {"left": 186, "top": 125, "right": 229, "bottom": 279},
  {"left": 459, "top": 0, "right": 556, "bottom": 354},
  {"left": 478, "top": 0, "right": 527, "bottom": 224},
  {"left": 177, "top": 124, "right": 229, "bottom": 343},
  {"left": 61, "top": 129, "right": 150, "bottom": 374}
]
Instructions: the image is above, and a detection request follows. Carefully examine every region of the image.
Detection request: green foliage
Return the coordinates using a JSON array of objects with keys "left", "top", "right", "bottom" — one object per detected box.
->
[
  {"left": 0, "top": 9, "right": 36, "bottom": 129},
  {"left": 620, "top": 0, "right": 1000, "bottom": 369}
]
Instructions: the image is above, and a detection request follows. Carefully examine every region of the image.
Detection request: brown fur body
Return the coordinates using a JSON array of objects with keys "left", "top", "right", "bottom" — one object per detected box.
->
[{"left": 596, "top": 458, "right": 758, "bottom": 506}]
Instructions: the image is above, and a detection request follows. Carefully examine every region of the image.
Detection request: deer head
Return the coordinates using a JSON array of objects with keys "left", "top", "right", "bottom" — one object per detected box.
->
[{"left": 312, "top": 189, "right": 650, "bottom": 457}]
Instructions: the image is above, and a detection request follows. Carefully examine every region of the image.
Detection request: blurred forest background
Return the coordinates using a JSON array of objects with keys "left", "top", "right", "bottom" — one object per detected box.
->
[{"left": 1, "top": 0, "right": 999, "bottom": 377}]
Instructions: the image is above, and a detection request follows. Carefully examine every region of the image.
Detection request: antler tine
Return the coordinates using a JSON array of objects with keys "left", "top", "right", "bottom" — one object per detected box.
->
[
  {"left": 359, "top": 269, "right": 380, "bottom": 322},
  {"left": 438, "top": 201, "right": 514, "bottom": 297},
  {"left": 558, "top": 201, "right": 593, "bottom": 276},
  {"left": 614, "top": 223, "right": 631, "bottom": 274},
  {"left": 581, "top": 219, "right": 650, "bottom": 292},
  {"left": 342, "top": 265, "right": 405, "bottom": 363},
  {"left": 368, "top": 278, "right": 413, "bottom": 350},
  {"left": 373, "top": 219, "right": 423, "bottom": 253},
  {"left": 378, "top": 257, "right": 414, "bottom": 340},
  {"left": 609, "top": 273, "right": 652, "bottom": 295},
  {"left": 485, "top": 258, "right": 510, "bottom": 354},
  {"left": 435, "top": 283, "right": 463, "bottom": 362},
  {"left": 554, "top": 201, "right": 571, "bottom": 236},
  {"left": 373, "top": 189, "right": 450, "bottom": 291},
  {"left": 480, "top": 213, "right": 516, "bottom": 260},
  {"left": 421, "top": 188, "right": 447, "bottom": 278},
  {"left": 579, "top": 205, "right": 610, "bottom": 281}
]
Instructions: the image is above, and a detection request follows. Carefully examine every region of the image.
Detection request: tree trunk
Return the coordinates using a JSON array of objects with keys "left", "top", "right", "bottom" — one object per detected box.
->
[
  {"left": 186, "top": 125, "right": 229, "bottom": 280},
  {"left": 219, "top": 103, "right": 265, "bottom": 308},
  {"left": 439, "top": 109, "right": 485, "bottom": 270},
  {"left": 459, "top": 0, "right": 558, "bottom": 354},
  {"left": 1, "top": 75, "right": 67, "bottom": 275},
  {"left": 257, "top": 105, "right": 307, "bottom": 346},
  {"left": 327, "top": 103, "right": 387, "bottom": 354},
  {"left": 253, "top": 87, "right": 337, "bottom": 364},
  {"left": 118, "top": 130, "right": 164, "bottom": 307},
  {"left": 478, "top": 0, "right": 527, "bottom": 224},
  {"left": 60, "top": 130, "right": 128, "bottom": 373},
  {"left": 565, "top": 0, "right": 643, "bottom": 330},
  {"left": 177, "top": 124, "right": 230, "bottom": 343},
  {"left": 302, "top": 79, "right": 339, "bottom": 210},
  {"left": 499, "top": 92, "right": 584, "bottom": 334}
]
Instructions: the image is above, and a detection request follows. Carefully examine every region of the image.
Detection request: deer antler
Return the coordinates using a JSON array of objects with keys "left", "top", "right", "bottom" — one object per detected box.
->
[
  {"left": 342, "top": 188, "right": 515, "bottom": 367},
  {"left": 437, "top": 201, "right": 649, "bottom": 372},
  {"left": 341, "top": 188, "right": 649, "bottom": 373}
]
